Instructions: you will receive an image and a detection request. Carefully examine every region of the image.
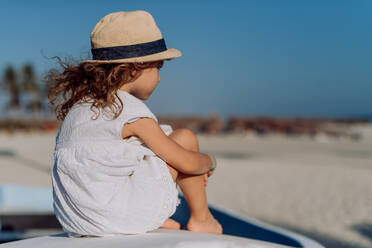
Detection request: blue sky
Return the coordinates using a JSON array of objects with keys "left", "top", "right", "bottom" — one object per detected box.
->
[{"left": 0, "top": 0, "right": 371, "bottom": 118}]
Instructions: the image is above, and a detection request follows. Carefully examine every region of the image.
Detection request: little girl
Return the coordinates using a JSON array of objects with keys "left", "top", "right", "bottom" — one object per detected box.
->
[{"left": 48, "top": 10, "right": 222, "bottom": 237}]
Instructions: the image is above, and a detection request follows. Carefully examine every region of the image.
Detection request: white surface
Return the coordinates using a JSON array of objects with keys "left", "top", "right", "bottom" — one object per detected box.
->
[
  {"left": 0, "top": 184, "right": 322, "bottom": 247},
  {"left": 0, "top": 229, "right": 292, "bottom": 248}
]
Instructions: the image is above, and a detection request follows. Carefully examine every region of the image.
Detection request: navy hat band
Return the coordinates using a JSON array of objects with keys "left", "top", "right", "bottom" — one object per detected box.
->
[{"left": 92, "top": 39, "right": 167, "bottom": 60}]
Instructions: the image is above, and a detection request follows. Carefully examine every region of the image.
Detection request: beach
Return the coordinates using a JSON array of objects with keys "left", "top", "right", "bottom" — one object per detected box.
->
[
  {"left": 0, "top": 124, "right": 371, "bottom": 248},
  {"left": 201, "top": 124, "right": 372, "bottom": 248}
]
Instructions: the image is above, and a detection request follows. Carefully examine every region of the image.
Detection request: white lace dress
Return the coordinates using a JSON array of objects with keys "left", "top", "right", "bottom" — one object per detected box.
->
[{"left": 51, "top": 90, "right": 181, "bottom": 237}]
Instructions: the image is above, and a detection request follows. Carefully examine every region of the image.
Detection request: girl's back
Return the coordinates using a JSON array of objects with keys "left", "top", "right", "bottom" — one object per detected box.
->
[{"left": 52, "top": 90, "right": 180, "bottom": 237}]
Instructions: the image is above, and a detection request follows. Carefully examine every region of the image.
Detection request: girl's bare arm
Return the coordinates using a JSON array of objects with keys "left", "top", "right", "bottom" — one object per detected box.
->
[{"left": 122, "top": 117, "right": 212, "bottom": 175}]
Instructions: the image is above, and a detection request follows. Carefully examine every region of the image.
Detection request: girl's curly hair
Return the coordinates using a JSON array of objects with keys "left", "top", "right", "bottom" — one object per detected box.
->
[{"left": 45, "top": 57, "right": 163, "bottom": 121}]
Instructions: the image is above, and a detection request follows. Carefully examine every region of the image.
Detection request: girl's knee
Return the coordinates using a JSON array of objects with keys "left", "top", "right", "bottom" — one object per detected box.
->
[{"left": 169, "top": 128, "right": 199, "bottom": 152}]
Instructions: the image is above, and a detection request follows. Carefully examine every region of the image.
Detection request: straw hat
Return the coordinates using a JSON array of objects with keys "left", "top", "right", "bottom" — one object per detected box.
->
[{"left": 82, "top": 10, "right": 182, "bottom": 63}]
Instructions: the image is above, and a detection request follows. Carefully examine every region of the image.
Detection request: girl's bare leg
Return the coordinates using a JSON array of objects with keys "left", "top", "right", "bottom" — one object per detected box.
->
[{"left": 160, "top": 129, "right": 222, "bottom": 234}]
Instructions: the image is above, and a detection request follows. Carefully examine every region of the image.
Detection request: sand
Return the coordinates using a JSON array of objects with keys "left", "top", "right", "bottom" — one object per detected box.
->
[
  {"left": 0, "top": 124, "right": 371, "bottom": 248},
  {"left": 200, "top": 124, "right": 372, "bottom": 248}
]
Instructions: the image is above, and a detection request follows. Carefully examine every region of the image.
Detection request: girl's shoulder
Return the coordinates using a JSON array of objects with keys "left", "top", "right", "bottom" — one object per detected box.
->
[
  {"left": 116, "top": 90, "right": 158, "bottom": 123},
  {"left": 116, "top": 90, "right": 146, "bottom": 109},
  {"left": 62, "top": 91, "right": 157, "bottom": 124}
]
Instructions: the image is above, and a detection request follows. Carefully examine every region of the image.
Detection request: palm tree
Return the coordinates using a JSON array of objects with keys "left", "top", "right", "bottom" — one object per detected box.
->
[
  {"left": 4, "top": 65, "right": 20, "bottom": 110},
  {"left": 42, "top": 69, "right": 58, "bottom": 116},
  {"left": 21, "top": 63, "right": 42, "bottom": 112}
]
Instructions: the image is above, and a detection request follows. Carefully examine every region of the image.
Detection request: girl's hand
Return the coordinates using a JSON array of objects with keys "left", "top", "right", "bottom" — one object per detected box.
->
[
  {"left": 204, "top": 154, "right": 217, "bottom": 186},
  {"left": 207, "top": 166, "right": 215, "bottom": 177},
  {"left": 207, "top": 154, "right": 216, "bottom": 177},
  {"left": 203, "top": 173, "right": 209, "bottom": 187},
  {"left": 204, "top": 164, "right": 217, "bottom": 186}
]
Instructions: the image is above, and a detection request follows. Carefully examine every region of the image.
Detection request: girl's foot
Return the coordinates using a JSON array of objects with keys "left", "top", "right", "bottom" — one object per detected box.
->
[
  {"left": 159, "top": 218, "right": 182, "bottom": 230},
  {"left": 186, "top": 211, "right": 223, "bottom": 235}
]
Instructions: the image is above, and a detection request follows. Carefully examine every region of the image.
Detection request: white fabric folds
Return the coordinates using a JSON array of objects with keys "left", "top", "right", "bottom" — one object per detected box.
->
[{"left": 52, "top": 90, "right": 180, "bottom": 237}]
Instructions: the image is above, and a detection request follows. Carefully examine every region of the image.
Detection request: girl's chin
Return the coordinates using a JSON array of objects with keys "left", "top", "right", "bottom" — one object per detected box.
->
[{"left": 137, "top": 94, "right": 150, "bottom": 100}]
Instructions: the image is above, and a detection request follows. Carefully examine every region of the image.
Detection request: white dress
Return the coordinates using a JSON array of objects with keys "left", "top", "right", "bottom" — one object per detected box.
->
[{"left": 51, "top": 90, "right": 181, "bottom": 237}]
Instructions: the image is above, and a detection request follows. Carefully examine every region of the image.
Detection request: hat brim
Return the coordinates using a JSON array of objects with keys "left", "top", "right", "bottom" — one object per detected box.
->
[{"left": 81, "top": 48, "right": 181, "bottom": 64}]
